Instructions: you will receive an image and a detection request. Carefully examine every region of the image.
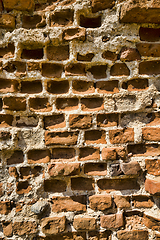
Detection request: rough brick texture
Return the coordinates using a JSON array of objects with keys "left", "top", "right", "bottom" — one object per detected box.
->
[{"left": 0, "top": 0, "right": 160, "bottom": 239}]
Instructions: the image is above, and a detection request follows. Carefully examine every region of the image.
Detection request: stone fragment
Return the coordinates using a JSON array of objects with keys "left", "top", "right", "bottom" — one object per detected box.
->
[
  {"left": 145, "top": 178, "right": 160, "bottom": 194},
  {"left": 31, "top": 201, "right": 50, "bottom": 215},
  {"left": 120, "top": 161, "right": 141, "bottom": 175}
]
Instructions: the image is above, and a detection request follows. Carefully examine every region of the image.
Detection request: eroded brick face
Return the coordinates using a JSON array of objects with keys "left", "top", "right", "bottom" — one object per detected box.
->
[{"left": 0, "top": 0, "right": 160, "bottom": 239}]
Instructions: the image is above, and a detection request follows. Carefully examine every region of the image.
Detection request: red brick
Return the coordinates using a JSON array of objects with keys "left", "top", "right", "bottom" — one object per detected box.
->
[
  {"left": 144, "top": 214, "right": 160, "bottom": 231},
  {"left": 139, "top": 27, "right": 160, "bottom": 42},
  {"left": 42, "top": 63, "right": 63, "bottom": 78},
  {"left": 102, "top": 50, "right": 118, "bottom": 61},
  {"left": 89, "top": 194, "right": 112, "bottom": 211},
  {"left": 102, "top": 147, "right": 126, "bottom": 160},
  {"left": 100, "top": 213, "right": 124, "bottom": 229},
  {"left": 8, "top": 167, "right": 18, "bottom": 178},
  {"left": 77, "top": 53, "right": 94, "bottom": 61},
  {"left": 44, "top": 114, "right": 65, "bottom": 129},
  {"left": 21, "top": 48, "right": 43, "bottom": 59},
  {"left": 137, "top": 43, "right": 160, "bottom": 57},
  {"left": 71, "top": 177, "right": 94, "bottom": 191},
  {"left": 20, "top": 166, "right": 43, "bottom": 179},
  {"left": 145, "top": 159, "right": 160, "bottom": 176},
  {"left": 79, "top": 147, "right": 100, "bottom": 161},
  {"left": 56, "top": 98, "right": 79, "bottom": 111},
  {"left": 117, "top": 230, "right": 148, "bottom": 240},
  {"left": 22, "top": 14, "right": 45, "bottom": 29},
  {"left": 27, "top": 62, "right": 40, "bottom": 71},
  {"left": 3, "top": 61, "right": 26, "bottom": 75},
  {"left": 96, "top": 80, "right": 119, "bottom": 94},
  {"left": 132, "top": 195, "right": 154, "bottom": 208},
  {"left": 0, "top": 114, "right": 13, "bottom": 127},
  {"left": 0, "top": 14, "right": 15, "bottom": 29},
  {"left": 80, "top": 15, "right": 101, "bottom": 28},
  {"left": 48, "top": 162, "right": 80, "bottom": 177},
  {"left": 69, "top": 114, "right": 92, "bottom": 129},
  {"left": 114, "top": 195, "right": 130, "bottom": 208},
  {"left": 51, "top": 148, "right": 75, "bottom": 162},
  {"left": 45, "top": 131, "right": 78, "bottom": 146},
  {"left": 3, "top": 97, "right": 26, "bottom": 111},
  {"left": 110, "top": 63, "right": 130, "bottom": 76},
  {"left": 28, "top": 149, "right": 50, "bottom": 164},
  {"left": 44, "top": 179, "right": 67, "bottom": 192},
  {"left": 21, "top": 81, "right": 42, "bottom": 94},
  {"left": 47, "top": 80, "right": 69, "bottom": 94},
  {"left": 145, "top": 178, "right": 160, "bottom": 194},
  {"left": 13, "top": 221, "right": 37, "bottom": 236},
  {"left": 0, "top": 43, "right": 14, "bottom": 58},
  {"left": 16, "top": 181, "right": 31, "bottom": 195},
  {"left": 73, "top": 217, "right": 96, "bottom": 230},
  {"left": 139, "top": 61, "right": 160, "bottom": 75},
  {"left": 88, "top": 230, "right": 111, "bottom": 240},
  {"left": 127, "top": 143, "right": 160, "bottom": 157},
  {"left": 63, "top": 27, "right": 86, "bottom": 41},
  {"left": 51, "top": 9, "right": 74, "bottom": 27},
  {"left": 120, "top": 47, "right": 141, "bottom": 61},
  {"left": 51, "top": 195, "right": 87, "bottom": 213},
  {"left": 122, "top": 78, "right": 148, "bottom": 91},
  {"left": 46, "top": 45, "right": 69, "bottom": 61},
  {"left": 142, "top": 127, "right": 160, "bottom": 141},
  {"left": 147, "top": 112, "right": 160, "bottom": 126},
  {"left": 72, "top": 80, "right": 94, "bottom": 94},
  {"left": 0, "top": 201, "right": 11, "bottom": 215},
  {"left": 87, "top": 65, "right": 107, "bottom": 79},
  {"left": 2, "top": 221, "right": 12, "bottom": 237},
  {"left": 109, "top": 128, "right": 134, "bottom": 144},
  {"left": 97, "top": 113, "right": 118, "bottom": 127},
  {"left": 65, "top": 63, "right": 86, "bottom": 76},
  {"left": 41, "top": 216, "right": 66, "bottom": 235},
  {"left": 7, "top": 151, "right": 24, "bottom": 165},
  {"left": 120, "top": 0, "right": 160, "bottom": 23},
  {"left": 29, "top": 98, "right": 52, "bottom": 112},
  {"left": 98, "top": 178, "right": 139, "bottom": 191},
  {"left": 81, "top": 98, "right": 104, "bottom": 111},
  {"left": 85, "top": 130, "right": 106, "bottom": 144},
  {"left": 84, "top": 162, "right": 107, "bottom": 176},
  {"left": 3, "top": 0, "right": 35, "bottom": 11},
  {"left": 91, "top": 0, "right": 115, "bottom": 13}
]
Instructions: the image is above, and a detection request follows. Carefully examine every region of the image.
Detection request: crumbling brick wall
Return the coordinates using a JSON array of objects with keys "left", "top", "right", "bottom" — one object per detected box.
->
[{"left": 0, "top": 0, "right": 160, "bottom": 239}]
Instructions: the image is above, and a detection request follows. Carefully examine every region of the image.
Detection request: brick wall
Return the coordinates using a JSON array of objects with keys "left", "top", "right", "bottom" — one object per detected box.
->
[{"left": 0, "top": 0, "right": 160, "bottom": 239}]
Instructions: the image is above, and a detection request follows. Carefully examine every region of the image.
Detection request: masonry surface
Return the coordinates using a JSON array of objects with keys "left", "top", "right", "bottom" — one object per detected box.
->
[{"left": 0, "top": 0, "right": 160, "bottom": 239}]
